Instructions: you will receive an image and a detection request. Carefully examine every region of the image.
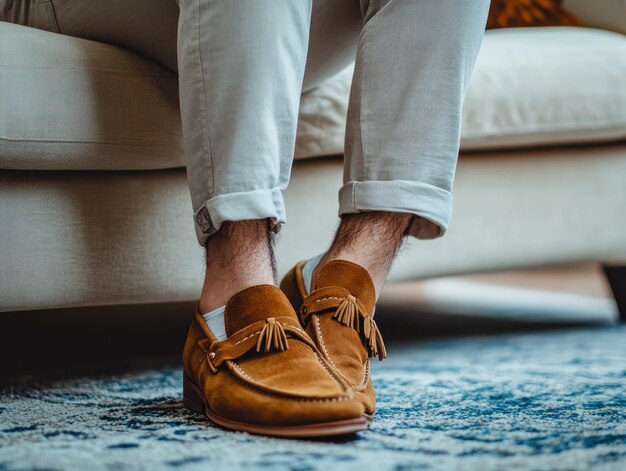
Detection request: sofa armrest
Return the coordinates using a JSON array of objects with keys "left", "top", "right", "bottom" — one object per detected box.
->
[{"left": 564, "top": 0, "right": 626, "bottom": 34}]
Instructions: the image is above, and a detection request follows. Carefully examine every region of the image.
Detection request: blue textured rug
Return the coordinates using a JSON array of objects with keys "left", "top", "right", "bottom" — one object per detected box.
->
[{"left": 1, "top": 326, "right": 625, "bottom": 471}]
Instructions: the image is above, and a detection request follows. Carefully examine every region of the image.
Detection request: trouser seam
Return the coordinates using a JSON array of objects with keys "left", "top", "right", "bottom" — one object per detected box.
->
[{"left": 194, "top": 0, "right": 214, "bottom": 199}]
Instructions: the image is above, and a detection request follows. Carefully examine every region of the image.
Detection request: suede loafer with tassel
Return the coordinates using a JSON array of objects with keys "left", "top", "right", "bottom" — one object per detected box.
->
[
  {"left": 182, "top": 284, "right": 369, "bottom": 437},
  {"left": 280, "top": 260, "right": 385, "bottom": 418}
]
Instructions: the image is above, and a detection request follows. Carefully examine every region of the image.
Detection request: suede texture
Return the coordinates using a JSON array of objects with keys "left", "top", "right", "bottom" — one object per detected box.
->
[
  {"left": 182, "top": 285, "right": 365, "bottom": 426},
  {"left": 280, "top": 260, "right": 382, "bottom": 415}
]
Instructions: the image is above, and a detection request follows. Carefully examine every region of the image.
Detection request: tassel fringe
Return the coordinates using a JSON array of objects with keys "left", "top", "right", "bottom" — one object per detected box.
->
[
  {"left": 364, "top": 317, "right": 387, "bottom": 361},
  {"left": 333, "top": 294, "right": 360, "bottom": 331},
  {"left": 256, "top": 317, "right": 289, "bottom": 353},
  {"left": 333, "top": 295, "right": 387, "bottom": 361}
]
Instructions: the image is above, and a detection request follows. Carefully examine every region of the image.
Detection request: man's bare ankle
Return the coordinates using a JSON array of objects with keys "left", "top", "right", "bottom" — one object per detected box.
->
[
  {"left": 313, "top": 212, "right": 413, "bottom": 297},
  {"left": 198, "top": 219, "right": 276, "bottom": 313}
]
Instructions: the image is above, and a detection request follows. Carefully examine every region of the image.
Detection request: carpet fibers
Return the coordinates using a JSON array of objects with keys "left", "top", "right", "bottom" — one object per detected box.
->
[{"left": 1, "top": 326, "right": 625, "bottom": 471}]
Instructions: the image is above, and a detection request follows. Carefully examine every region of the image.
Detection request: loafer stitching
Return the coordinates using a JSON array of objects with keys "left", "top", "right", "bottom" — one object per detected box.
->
[
  {"left": 229, "top": 362, "right": 351, "bottom": 402},
  {"left": 312, "top": 348, "right": 351, "bottom": 388},
  {"left": 294, "top": 263, "right": 367, "bottom": 391},
  {"left": 313, "top": 313, "right": 369, "bottom": 388},
  {"left": 352, "top": 361, "right": 370, "bottom": 391},
  {"left": 314, "top": 296, "right": 343, "bottom": 303},
  {"left": 234, "top": 331, "right": 261, "bottom": 345},
  {"left": 231, "top": 357, "right": 347, "bottom": 392},
  {"left": 231, "top": 325, "right": 308, "bottom": 346},
  {"left": 313, "top": 315, "right": 340, "bottom": 371},
  {"left": 234, "top": 377, "right": 352, "bottom": 403}
]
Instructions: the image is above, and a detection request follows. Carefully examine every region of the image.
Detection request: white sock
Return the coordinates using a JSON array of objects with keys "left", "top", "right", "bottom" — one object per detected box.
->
[
  {"left": 202, "top": 306, "right": 227, "bottom": 341},
  {"left": 301, "top": 253, "right": 325, "bottom": 295}
]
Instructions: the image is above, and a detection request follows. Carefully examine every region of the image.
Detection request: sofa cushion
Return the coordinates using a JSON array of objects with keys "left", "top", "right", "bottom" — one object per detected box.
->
[{"left": 461, "top": 26, "right": 626, "bottom": 150}]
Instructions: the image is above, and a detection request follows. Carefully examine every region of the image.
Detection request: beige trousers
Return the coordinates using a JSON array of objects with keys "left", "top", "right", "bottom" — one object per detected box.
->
[{"left": 1, "top": 0, "right": 490, "bottom": 245}]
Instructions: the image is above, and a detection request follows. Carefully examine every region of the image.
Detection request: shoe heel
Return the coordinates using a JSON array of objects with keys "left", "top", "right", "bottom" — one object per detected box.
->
[{"left": 183, "top": 372, "right": 205, "bottom": 415}]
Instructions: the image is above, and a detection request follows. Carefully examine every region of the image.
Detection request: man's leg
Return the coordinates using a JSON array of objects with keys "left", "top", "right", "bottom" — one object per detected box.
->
[
  {"left": 177, "top": 0, "right": 370, "bottom": 436},
  {"left": 183, "top": 0, "right": 367, "bottom": 312},
  {"left": 314, "top": 212, "right": 413, "bottom": 297},
  {"left": 199, "top": 219, "right": 275, "bottom": 313},
  {"left": 177, "top": 0, "right": 314, "bottom": 312},
  {"left": 310, "top": 0, "right": 491, "bottom": 297},
  {"left": 281, "top": 0, "right": 490, "bottom": 419}
]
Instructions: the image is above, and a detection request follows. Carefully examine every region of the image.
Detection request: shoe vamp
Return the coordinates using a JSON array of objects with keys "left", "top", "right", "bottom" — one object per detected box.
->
[
  {"left": 316, "top": 316, "right": 369, "bottom": 386},
  {"left": 230, "top": 341, "right": 346, "bottom": 398},
  {"left": 204, "top": 370, "right": 363, "bottom": 426}
]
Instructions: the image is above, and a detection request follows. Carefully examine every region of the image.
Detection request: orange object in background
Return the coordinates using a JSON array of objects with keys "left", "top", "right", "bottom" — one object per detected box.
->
[{"left": 487, "top": 0, "right": 580, "bottom": 29}]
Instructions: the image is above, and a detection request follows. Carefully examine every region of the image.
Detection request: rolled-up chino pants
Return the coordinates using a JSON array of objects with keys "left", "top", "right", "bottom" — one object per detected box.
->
[{"left": 1, "top": 0, "right": 490, "bottom": 246}]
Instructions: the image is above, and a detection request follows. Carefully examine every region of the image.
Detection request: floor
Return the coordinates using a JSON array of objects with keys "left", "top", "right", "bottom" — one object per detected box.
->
[{"left": 0, "top": 263, "right": 624, "bottom": 471}]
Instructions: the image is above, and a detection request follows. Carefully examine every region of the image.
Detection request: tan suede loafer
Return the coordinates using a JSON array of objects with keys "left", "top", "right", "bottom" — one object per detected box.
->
[
  {"left": 280, "top": 260, "right": 385, "bottom": 418},
  {"left": 182, "top": 284, "right": 369, "bottom": 437}
]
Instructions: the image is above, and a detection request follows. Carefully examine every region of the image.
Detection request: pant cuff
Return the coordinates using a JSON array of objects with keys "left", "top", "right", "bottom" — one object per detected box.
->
[
  {"left": 338, "top": 180, "right": 452, "bottom": 240},
  {"left": 193, "top": 188, "right": 286, "bottom": 246}
]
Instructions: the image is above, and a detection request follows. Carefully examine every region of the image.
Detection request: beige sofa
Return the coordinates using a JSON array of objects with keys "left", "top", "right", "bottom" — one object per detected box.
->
[{"left": 1, "top": 0, "right": 625, "bottom": 317}]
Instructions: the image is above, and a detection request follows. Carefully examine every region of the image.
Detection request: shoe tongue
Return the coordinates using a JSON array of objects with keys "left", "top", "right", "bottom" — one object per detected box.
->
[
  {"left": 314, "top": 260, "right": 376, "bottom": 314},
  {"left": 224, "top": 285, "right": 297, "bottom": 336}
]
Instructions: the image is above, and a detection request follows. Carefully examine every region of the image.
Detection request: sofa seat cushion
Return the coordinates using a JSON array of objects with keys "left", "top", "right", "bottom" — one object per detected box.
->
[{"left": 461, "top": 26, "right": 626, "bottom": 150}]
